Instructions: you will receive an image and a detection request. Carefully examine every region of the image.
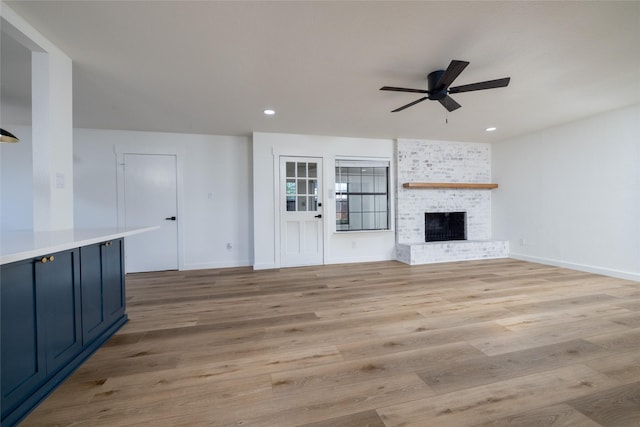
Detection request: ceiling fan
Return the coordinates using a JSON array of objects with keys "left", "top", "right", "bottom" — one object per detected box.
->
[{"left": 380, "top": 60, "right": 510, "bottom": 113}]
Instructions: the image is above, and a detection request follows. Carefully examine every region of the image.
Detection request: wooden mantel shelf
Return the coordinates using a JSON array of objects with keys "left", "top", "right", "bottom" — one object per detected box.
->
[{"left": 403, "top": 182, "right": 499, "bottom": 189}]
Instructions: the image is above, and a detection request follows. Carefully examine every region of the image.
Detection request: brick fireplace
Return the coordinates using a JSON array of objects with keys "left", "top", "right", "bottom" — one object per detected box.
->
[{"left": 395, "top": 139, "right": 508, "bottom": 265}]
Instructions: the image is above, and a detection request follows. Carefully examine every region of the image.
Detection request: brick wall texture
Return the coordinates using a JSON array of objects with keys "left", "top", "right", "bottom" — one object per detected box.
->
[{"left": 396, "top": 139, "right": 492, "bottom": 244}]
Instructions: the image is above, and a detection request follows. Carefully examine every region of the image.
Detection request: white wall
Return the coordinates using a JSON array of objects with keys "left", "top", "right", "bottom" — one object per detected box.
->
[
  {"left": 74, "top": 128, "right": 252, "bottom": 270},
  {"left": 0, "top": 125, "right": 33, "bottom": 229},
  {"left": 253, "top": 132, "right": 396, "bottom": 269},
  {"left": 1, "top": 2, "right": 74, "bottom": 231},
  {"left": 493, "top": 104, "right": 640, "bottom": 281}
]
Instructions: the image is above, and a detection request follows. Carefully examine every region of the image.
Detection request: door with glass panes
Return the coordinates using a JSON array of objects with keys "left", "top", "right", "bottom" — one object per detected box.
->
[{"left": 280, "top": 157, "right": 323, "bottom": 267}]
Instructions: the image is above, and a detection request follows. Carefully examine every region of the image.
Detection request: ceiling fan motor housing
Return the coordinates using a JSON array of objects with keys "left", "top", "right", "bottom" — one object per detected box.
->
[{"left": 427, "top": 70, "right": 447, "bottom": 100}]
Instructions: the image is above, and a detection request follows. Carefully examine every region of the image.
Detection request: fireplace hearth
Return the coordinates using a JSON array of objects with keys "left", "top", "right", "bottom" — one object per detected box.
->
[{"left": 425, "top": 212, "right": 466, "bottom": 242}]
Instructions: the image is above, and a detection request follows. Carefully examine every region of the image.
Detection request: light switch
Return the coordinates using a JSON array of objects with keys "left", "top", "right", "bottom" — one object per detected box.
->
[{"left": 55, "top": 173, "right": 65, "bottom": 189}]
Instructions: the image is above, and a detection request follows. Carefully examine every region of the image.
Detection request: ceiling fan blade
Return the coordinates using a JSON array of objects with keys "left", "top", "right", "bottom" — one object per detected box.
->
[
  {"left": 438, "top": 95, "right": 462, "bottom": 112},
  {"left": 449, "top": 77, "right": 510, "bottom": 93},
  {"left": 380, "top": 86, "right": 429, "bottom": 94},
  {"left": 435, "top": 60, "right": 469, "bottom": 90},
  {"left": 391, "top": 97, "right": 428, "bottom": 112}
]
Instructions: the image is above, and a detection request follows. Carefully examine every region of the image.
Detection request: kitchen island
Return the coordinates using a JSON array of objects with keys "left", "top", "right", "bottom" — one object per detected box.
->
[{"left": 1, "top": 227, "right": 155, "bottom": 426}]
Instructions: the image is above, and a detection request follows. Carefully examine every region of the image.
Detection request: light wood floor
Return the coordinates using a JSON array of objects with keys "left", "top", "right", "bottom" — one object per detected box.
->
[{"left": 22, "top": 259, "right": 640, "bottom": 426}]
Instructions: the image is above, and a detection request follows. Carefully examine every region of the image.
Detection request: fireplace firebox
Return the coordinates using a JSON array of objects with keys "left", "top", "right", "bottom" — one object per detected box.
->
[{"left": 425, "top": 212, "right": 466, "bottom": 242}]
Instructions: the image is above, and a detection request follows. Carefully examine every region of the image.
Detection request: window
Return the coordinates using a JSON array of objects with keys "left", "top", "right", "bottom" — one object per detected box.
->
[
  {"left": 335, "top": 159, "right": 390, "bottom": 231},
  {"left": 285, "top": 161, "right": 318, "bottom": 212}
]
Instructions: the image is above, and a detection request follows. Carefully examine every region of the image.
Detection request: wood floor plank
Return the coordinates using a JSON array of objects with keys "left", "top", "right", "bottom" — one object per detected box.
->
[
  {"left": 270, "top": 342, "right": 482, "bottom": 394},
  {"left": 62, "top": 351, "right": 183, "bottom": 383},
  {"left": 604, "top": 310, "right": 640, "bottom": 328},
  {"left": 224, "top": 373, "right": 434, "bottom": 427},
  {"left": 176, "top": 344, "right": 344, "bottom": 378},
  {"left": 297, "top": 409, "right": 386, "bottom": 427},
  {"left": 20, "top": 259, "right": 640, "bottom": 426},
  {"left": 585, "top": 350, "right": 640, "bottom": 384},
  {"left": 337, "top": 321, "right": 508, "bottom": 360},
  {"left": 23, "top": 374, "right": 275, "bottom": 427},
  {"left": 418, "top": 339, "right": 611, "bottom": 393},
  {"left": 469, "top": 317, "right": 630, "bottom": 356},
  {"left": 471, "top": 403, "right": 602, "bottom": 426},
  {"left": 504, "top": 293, "right": 623, "bottom": 315},
  {"left": 495, "top": 304, "right": 631, "bottom": 331},
  {"left": 377, "top": 365, "right": 619, "bottom": 427},
  {"left": 565, "top": 381, "right": 640, "bottom": 427},
  {"left": 585, "top": 327, "right": 640, "bottom": 352},
  {"left": 263, "top": 310, "right": 424, "bottom": 340},
  {"left": 416, "top": 306, "right": 516, "bottom": 328}
]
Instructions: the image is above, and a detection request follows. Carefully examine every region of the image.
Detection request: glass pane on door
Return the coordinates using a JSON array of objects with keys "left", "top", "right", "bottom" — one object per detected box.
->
[
  {"left": 286, "top": 196, "right": 296, "bottom": 211},
  {"left": 286, "top": 162, "right": 295, "bottom": 177},
  {"left": 298, "top": 196, "right": 307, "bottom": 211},
  {"left": 297, "top": 180, "right": 306, "bottom": 195},
  {"left": 308, "top": 163, "right": 317, "bottom": 178},
  {"left": 308, "top": 180, "right": 317, "bottom": 195},
  {"left": 297, "top": 163, "right": 307, "bottom": 178},
  {"left": 286, "top": 180, "right": 296, "bottom": 194}
]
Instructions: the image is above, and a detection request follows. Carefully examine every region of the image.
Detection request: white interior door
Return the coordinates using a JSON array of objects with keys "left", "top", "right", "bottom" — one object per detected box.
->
[
  {"left": 122, "top": 153, "right": 178, "bottom": 273},
  {"left": 280, "top": 157, "right": 323, "bottom": 267}
]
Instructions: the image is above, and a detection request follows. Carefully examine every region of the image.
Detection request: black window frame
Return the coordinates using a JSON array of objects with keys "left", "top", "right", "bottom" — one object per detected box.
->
[{"left": 335, "top": 160, "right": 390, "bottom": 232}]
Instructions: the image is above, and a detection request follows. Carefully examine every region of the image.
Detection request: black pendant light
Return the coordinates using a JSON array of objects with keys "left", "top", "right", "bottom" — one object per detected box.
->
[{"left": 0, "top": 128, "right": 20, "bottom": 143}]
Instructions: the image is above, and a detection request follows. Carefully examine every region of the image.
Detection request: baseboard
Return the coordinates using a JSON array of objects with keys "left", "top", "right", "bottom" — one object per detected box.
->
[
  {"left": 509, "top": 253, "right": 640, "bottom": 282},
  {"left": 324, "top": 255, "right": 395, "bottom": 265},
  {"left": 251, "top": 256, "right": 396, "bottom": 270},
  {"left": 180, "top": 260, "right": 251, "bottom": 271},
  {"left": 252, "top": 263, "right": 278, "bottom": 270}
]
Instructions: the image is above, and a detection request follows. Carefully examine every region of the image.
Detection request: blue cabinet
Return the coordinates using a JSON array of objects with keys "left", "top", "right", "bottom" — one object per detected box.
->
[
  {"left": 1, "top": 241, "right": 127, "bottom": 426},
  {"left": 1, "top": 259, "right": 48, "bottom": 419},
  {"left": 80, "top": 239, "right": 125, "bottom": 344},
  {"left": 1, "top": 249, "right": 82, "bottom": 422},
  {"left": 39, "top": 249, "right": 83, "bottom": 374},
  {"left": 102, "top": 239, "right": 125, "bottom": 324}
]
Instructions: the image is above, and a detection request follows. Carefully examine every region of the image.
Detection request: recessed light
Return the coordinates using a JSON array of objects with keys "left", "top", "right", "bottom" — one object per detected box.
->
[
  {"left": 485, "top": 127, "right": 497, "bottom": 132},
  {"left": 263, "top": 109, "right": 276, "bottom": 116}
]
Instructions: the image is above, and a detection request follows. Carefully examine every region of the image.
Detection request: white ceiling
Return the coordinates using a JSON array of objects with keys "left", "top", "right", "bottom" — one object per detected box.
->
[{"left": 4, "top": 1, "right": 640, "bottom": 143}]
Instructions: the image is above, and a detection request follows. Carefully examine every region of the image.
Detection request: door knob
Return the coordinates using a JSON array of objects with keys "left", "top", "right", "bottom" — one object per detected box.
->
[
  {"left": 314, "top": 214, "right": 322, "bottom": 219},
  {"left": 165, "top": 216, "right": 177, "bottom": 221}
]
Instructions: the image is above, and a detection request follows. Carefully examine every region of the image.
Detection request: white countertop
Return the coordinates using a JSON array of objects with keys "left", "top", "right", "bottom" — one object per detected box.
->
[{"left": 0, "top": 227, "right": 158, "bottom": 265}]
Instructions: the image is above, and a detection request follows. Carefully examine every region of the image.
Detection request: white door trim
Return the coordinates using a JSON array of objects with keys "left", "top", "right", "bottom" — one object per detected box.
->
[{"left": 115, "top": 145, "right": 185, "bottom": 271}]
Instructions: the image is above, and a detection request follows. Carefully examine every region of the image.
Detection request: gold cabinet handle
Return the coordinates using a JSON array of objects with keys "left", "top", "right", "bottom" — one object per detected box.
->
[
  {"left": 40, "top": 255, "right": 54, "bottom": 263},
  {"left": 103, "top": 241, "right": 112, "bottom": 247}
]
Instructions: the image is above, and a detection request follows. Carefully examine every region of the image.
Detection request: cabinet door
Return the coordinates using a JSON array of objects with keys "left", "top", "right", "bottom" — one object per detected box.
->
[
  {"left": 1, "top": 260, "right": 47, "bottom": 419},
  {"left": 103, "top": 238, "right": 125, "bottom": 323},
  {"left": 80, "top": 243, "right": 106, "bottom": 344},
  {"left": 81, "top": 239, "right": 126, "bottom": 344},
  {"left": 37, "top": 249, "right": 83, "bottom": 375}
]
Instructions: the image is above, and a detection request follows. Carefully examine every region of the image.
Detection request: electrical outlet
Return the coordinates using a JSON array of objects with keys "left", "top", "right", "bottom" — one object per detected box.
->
[
  {"left": 226, "top": 243, "right": 233, "bottom": 250},
  {"left": 519, "top": 238, "right": 526, "bottom": 246}
]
